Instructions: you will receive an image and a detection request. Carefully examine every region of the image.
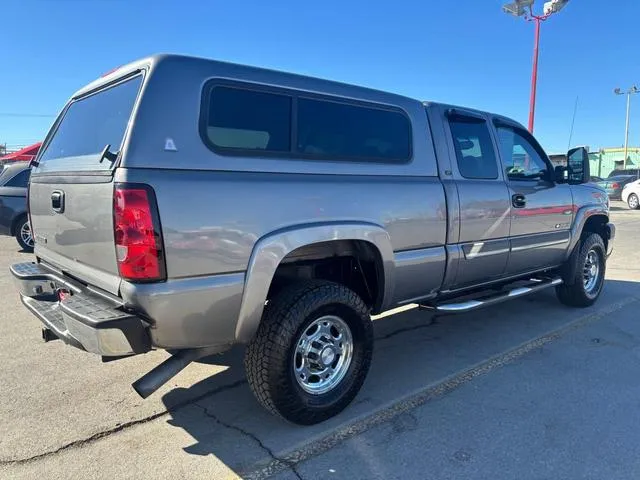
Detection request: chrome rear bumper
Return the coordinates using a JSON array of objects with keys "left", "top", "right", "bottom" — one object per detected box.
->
[{"left": 11, "top": 262, "right": 151, "bottom": 357}]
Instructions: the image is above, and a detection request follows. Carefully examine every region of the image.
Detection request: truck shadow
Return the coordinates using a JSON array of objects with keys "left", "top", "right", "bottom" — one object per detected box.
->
[{"left": 160, "top": 279, "right": 640, "bottom": 477}]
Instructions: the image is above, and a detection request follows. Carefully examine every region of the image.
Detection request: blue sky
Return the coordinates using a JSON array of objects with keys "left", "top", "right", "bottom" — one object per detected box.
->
[{"left": 1, "top": 0, "right": 637, "bottom": 154}]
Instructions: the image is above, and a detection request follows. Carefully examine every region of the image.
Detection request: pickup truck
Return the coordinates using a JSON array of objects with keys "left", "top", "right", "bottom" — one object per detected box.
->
[{"left": 11, "top": 54, "right": 614, "bottom": 425}]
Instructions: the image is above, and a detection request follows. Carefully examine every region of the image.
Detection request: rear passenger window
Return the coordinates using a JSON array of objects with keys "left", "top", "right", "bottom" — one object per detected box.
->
[
  {"left": 202, "top": 83, "right": 412, "bottom": 163},
  {"left": 206, "top": 86, "right": 292, "bottom": 152},
  {"left": 449, "top": 118, "right": 498, "bottom": 179},
  {"left": 297, "top": 98, "right": 411, "bottom": 162}
]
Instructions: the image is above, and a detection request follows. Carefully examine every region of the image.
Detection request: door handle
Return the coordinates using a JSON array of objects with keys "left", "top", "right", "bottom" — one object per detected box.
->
[
  {"left": 51, "top": 190, "right": 65, "bottom": 213},
  {"left": 512, "top": 193, "right": 526, "bottom": 208}
]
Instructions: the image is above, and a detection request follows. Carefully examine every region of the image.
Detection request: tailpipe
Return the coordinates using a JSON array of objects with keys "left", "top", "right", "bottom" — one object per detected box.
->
[{"left": 132, "top": 346, "right": 225, "bottom": 399}]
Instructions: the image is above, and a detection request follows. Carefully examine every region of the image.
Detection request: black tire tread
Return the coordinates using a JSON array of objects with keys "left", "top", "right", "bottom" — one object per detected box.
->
[
  {"left": 556, "top": 233, "right": 606, "bottom": 308},
  {"left": 14, "top": 215, "right": 33, "bottom": 252},
  {"left": 244, "top": 280, "right": 372, "bottom": 425}
]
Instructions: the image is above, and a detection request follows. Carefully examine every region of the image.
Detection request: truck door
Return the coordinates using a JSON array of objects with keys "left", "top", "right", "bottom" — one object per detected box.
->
[
  {"left": 493, "top": 121, "right": 574, "bottom": 275},
  {"left": 444, "top": 109, "right": 511, "bottom": 288}
]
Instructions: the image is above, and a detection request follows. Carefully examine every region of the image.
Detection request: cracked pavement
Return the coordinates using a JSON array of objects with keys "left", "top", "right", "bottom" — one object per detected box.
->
[{"left": 1, "top": 206, "right": 639, "bottom": 479}]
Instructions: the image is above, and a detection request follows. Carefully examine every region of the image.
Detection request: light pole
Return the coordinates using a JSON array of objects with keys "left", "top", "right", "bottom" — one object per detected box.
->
[
  {"left": 614, "top": 86, "right": 639, "bottom": 170},
  {"left": 503, "top": 0, "right": 571, "bottom": 133}
]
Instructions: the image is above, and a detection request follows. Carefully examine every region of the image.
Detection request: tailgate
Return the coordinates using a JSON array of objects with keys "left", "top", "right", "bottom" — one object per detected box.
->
[
  {"left": 29, "top": 74, "right": 143, "bottom": 295},
  {"left": 30, "top": 180, "right": 120, "bottom": 294}
]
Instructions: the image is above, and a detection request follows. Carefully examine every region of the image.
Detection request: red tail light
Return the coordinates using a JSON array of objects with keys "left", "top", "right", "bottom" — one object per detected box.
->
[
  {"left": 612, "top": 182, "right": 620, "bottom": 189},
  {"left": 113, "top": 184, "right": 165, "bottom": 282}
]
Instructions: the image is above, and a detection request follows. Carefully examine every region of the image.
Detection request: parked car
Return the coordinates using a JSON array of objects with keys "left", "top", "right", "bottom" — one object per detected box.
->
[
  {"left": 0, "top": 162, "right": 32, "bottom": 251},
  {"left": 590, "top": 175, "right": 603, "bottom": 183},
  {"left": 607, "top": 168, "right": 640, "bottom": 178},
  {"left": 11, "top": 55, "right": 614, "bottom": 425},
  {"left": 596, "top": 175, "right": 636, "bottom": 200},
  {"left": 621, "top": 178, "right": 640, "bottom": 209}
]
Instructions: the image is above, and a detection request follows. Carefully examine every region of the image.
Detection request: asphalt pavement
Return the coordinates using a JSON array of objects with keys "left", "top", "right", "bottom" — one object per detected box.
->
[{"left": 1, "top": 204, "right": 639, "bottom": 480}]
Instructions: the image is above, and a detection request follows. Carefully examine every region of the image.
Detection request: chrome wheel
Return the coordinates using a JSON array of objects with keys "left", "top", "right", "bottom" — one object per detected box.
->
[
  {"left": 293, "top": 315, "right": 353, "bottom": 395},
  {"left": 20, "top": 221, "right": 34, "bottom": 248},
  {"left": 629, "top": 194, "right": 639, "bottom": 210},
  {"left": 583, "top": 249, "right": 601, "bottom": 295}
]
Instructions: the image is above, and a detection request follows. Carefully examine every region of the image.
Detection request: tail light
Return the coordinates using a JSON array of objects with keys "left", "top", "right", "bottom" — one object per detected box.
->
[
  {"left": 612, "top": 182, "right": 620, "bottom": 189},
  {"left": 113, "top": 184, "right": 166, "bottom": 282}
]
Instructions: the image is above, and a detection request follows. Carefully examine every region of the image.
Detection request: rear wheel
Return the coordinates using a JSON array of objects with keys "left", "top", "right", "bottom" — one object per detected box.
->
[
  {"left": 244, "top": 280, "right": 373, "bottom": 425},
  {"left": 556, "top": 233, "right": 606, "bottom": 308},
  {"left": 15, "top": 215, "right": 34, "bottom": 252},
  {"left": 628, "top": 193, "right": 639, "bottom": 210}
]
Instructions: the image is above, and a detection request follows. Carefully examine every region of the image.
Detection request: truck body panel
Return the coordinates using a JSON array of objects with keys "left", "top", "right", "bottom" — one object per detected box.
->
[{"left": 14, "top": 54, "right": 611, "bottom": 353}]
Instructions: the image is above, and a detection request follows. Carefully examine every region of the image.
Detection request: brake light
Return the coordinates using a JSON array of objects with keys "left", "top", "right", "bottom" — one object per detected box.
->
[
  {"left": 612, "top": 182, "right": 620, "bottom": 189},
  {"left": 113, "top": 184, "right": 165, "bottom": 282}
]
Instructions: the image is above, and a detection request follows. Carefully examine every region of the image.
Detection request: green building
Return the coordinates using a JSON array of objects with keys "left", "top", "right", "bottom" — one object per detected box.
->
[{"left": 589, "top": 147, "right": 640, "bottom": 178}]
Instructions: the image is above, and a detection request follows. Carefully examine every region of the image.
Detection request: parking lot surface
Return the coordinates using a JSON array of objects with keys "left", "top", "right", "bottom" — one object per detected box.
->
[{"left": 1, "top": 205, "right": 639, "bottom": 479}]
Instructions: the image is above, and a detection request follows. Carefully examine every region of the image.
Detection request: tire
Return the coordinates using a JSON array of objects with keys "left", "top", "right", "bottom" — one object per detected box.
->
[
  {"left": 556, "top": 233, "right": 606, "bottom": 308},
  {"left": 14, "top": 215, "right": 34, "bottom": 252},
  {"left": 628, "top": 193, "right": 639, "bottom": 210},
  {"left": 244, "top": 280, "right": 373, "bottom": 425}
]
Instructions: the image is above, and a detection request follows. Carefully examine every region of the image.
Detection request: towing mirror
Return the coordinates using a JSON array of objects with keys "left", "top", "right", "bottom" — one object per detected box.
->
[{"left": 567, "top": 147, "right": 590, "bottom": 184}]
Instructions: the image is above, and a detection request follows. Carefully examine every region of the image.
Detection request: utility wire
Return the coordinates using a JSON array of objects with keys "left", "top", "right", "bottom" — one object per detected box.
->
[{"left": 0, "top": 113, "right": 56, "bottom": 118}]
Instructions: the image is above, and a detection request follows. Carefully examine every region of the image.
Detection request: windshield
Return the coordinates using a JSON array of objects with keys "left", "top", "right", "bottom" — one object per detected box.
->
[{"left": 35, "top": 75, "right": 142, "bottom": 173}]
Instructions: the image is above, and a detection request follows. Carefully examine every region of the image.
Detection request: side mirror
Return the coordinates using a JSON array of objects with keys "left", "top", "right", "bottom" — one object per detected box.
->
[
  {"left": 554, "top": 165, "right": 568, "bottom": 183},
  {"left": 567, "top": 147, "right": 591, "bottom": 184}
]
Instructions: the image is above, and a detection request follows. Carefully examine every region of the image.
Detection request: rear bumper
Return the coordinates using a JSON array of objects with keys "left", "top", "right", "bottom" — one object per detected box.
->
[
  {"left": 605, "top": 222, "right": 615, "bottom": 257},
  {"left": 11, "top": 262, "right": 151, "bottom": 356}
]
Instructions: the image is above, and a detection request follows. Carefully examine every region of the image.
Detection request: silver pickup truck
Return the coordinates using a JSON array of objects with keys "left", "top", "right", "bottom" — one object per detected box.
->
[{"left": 11, "top": 54, "right": 614, "bottom": 425}]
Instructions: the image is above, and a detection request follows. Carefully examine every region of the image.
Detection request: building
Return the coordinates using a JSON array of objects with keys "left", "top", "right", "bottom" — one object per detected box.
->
[{"left": 589, "top": 147, "right": 640, "bottom": 178}]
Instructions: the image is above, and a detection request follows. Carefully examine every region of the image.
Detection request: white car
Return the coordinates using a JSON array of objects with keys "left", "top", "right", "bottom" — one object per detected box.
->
[{"left": 622, "top": 178, "right": 640, "bottom": 209}]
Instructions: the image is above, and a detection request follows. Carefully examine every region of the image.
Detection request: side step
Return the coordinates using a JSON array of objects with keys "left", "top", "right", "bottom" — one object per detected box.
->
[{"left": 420, "top": 277, "right": 562, "bottom": 313}]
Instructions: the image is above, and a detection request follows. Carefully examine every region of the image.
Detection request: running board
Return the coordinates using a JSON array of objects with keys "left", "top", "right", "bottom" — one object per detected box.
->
[{"left": 420, "top": 277, "right": 562, "bottom": 313}]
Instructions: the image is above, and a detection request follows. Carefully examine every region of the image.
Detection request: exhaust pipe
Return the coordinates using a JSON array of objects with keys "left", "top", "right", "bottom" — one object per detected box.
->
[
  {"left": 42, "top": 328, "right": 59, "bottom": 343},
  {"left": 132, "top": 346, "right": 226, "bottom": 399}
]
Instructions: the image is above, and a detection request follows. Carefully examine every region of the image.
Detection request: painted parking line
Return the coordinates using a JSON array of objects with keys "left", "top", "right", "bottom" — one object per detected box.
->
[{"left": 243, "top": 295, "right": 640, "bottom": 479}]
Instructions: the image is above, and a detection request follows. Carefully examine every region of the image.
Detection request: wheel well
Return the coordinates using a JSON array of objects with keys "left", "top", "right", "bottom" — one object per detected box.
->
[
  {"left": 582, "top": 214, "right": 608, "bottom": 250},
  {"left": 268, "top": 240, "right": 385, "bottom": 313},
  {"left": 10, "top": 213, "right": 27, "bottom": 236}
]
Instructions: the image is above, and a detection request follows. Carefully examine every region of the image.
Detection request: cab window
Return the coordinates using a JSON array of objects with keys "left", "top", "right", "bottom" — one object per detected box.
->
[{"left": 497, "top": 127, "right": 550, "bottom": 181}]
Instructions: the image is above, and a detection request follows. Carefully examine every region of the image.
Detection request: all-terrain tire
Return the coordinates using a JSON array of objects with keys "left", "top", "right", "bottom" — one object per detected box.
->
[
  {"left": 556, "top": 233, "right": 606, "bottom": 308},
  {"left": 244, "top": 280, "right": 373, "bottom": 425}
]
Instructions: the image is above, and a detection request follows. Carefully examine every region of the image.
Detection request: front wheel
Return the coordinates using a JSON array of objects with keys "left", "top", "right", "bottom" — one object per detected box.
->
[
  {"left": 15, "top": 216, "right": 34, "bottom": 252},
  {"left": 244, "top": 281, "right": 373, "bottom": 425},
  {"left": 556, "top": 233, "right": 606, "bottom": 308},
  {"left": 628, "top": 193, "right": 639, "bottom": 210}
]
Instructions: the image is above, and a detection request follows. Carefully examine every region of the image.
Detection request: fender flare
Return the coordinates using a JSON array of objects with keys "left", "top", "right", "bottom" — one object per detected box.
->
[
  {"left": 565, "top": 204, "right": 609, "bottom": 260},
  {"left": 234, "top": 222, "right": 395, "bottom": 343}
]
